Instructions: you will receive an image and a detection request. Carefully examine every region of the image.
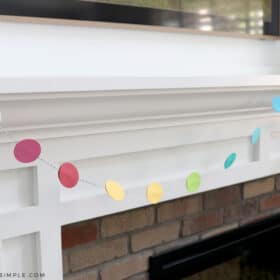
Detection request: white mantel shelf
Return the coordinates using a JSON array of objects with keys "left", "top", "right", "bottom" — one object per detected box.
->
[
  {"left": 1, "top": 75, "right": 280, "bottom": 93},
  {"left": 1, "top": 75, "right": 280, "bottom": 279}
]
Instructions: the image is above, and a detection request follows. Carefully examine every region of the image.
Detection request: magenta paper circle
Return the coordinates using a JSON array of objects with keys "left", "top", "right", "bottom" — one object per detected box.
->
[{"left": 14, "top": 139, "right": 41, "bottom": 163}]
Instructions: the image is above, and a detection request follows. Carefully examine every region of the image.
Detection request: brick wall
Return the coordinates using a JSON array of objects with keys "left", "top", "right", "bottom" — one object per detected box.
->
[{"left": 62, "top": 175, "right": 280, "bottom": 280}]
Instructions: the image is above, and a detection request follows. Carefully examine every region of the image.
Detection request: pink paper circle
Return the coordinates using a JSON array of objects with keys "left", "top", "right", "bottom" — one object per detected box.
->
[
  {"left": 14, "top": 139, "right": 41, "bottom": 163},
  {"left": 58, "top": 162, "right": 79, "bottom": 188}
]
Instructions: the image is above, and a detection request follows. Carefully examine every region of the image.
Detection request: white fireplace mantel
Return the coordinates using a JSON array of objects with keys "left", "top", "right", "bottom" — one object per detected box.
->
[
  {"left": 2, "top": 76, "right": 280, "bottom": 93},
  {"left": 0, "top": 76, "right": 280, "bottom": 279}
]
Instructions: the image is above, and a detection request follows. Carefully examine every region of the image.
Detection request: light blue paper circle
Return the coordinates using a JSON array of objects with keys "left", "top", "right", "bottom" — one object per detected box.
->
[
  {"left": 224, "top": 153, "right": 236, "bottom": 169},
  {"left": 272, "top": 97, "right": 280, "bottom": 112},
  {"left": 251, "top": 128, "right": 261, "bottom": 145}
]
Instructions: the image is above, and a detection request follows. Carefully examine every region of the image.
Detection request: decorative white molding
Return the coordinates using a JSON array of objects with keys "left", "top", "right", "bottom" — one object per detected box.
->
[
  {"left": 1, "top": 76, "right": 280, "bottom": 93},
  {"left": 0, "top": 77, "right": 280, "bottom": 279}
]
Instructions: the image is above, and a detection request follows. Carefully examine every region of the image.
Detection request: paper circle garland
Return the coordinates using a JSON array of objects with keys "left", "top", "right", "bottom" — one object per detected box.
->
[
  {"left": 224, "top": 153, "right": 236, "bottom": 169},
  {"left": 14, "top": 139, "right": 41, "bottom": 163},
  {"left": 9, "top": 99, "right": 280, "bottom": 201},
  {"left": 272, "top": 97, "right": 280, "bottom": 112},
  {"left": 105, "top": 180, "right": 125, "bottom": 201},
  {"left": 58, "top": 162, "right": 79, "bottom": 188},
  {"left": 147, "top": 182, "right": 163, "bottom": 204},
  {"left": 251, "top": 128, "right": 261, "bottom": 145},
  {"left": 10, "top": 125, "right": 264, "bottom": 200},
  {"left": 186, "top": 172, "right": 201, "bottom": 192}
]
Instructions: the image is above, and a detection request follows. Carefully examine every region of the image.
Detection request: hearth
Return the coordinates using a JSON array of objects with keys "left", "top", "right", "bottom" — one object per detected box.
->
[{"left": 150, "top": 214, "right": 280, "bottom": 280}]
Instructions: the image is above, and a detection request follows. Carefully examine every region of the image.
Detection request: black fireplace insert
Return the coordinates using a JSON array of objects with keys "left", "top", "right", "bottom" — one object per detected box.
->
[{"left": 150, "top": 214, "right": 280, "bottom": 280}]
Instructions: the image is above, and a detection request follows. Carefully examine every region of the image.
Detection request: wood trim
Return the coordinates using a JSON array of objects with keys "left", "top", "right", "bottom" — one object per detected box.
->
[
  {"left": 0, "top": 15, "right": 279, "bottom": 41},
  {"left": 1, "top": 76, "right": 280, "bottom": 94}
]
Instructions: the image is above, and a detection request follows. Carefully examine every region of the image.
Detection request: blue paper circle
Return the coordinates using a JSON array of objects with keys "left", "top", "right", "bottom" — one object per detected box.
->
[
  {"left": 272, "top": 97, "right": 280, "bottom": 112},
  {"left": 224, "top": 153, "right": 236, "bottom": 169},
  {"left": 251, "top": 128, "right": 261, "bottom": 145}
]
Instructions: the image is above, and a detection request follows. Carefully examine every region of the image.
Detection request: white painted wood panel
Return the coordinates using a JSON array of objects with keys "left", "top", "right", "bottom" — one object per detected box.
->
[
  {"left": 1, "top": 233, "right": 39, "bottom": 273},
  {"left": 0, "top": 168, "right": 35, "bottom": 213},
  {"left": 0, "top": 22, "right": 279, "bottom": 78}
]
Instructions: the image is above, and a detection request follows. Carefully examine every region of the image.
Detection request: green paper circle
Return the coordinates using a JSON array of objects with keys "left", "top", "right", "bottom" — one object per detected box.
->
[
  {"left": 224, "top": 153, "right": 236, "bottom": 169},
  {"left": 186, "top": 172, "right": 201, "bottom": 193}
]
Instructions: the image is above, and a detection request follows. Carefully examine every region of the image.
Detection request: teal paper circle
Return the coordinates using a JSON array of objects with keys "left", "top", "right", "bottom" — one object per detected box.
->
[
  {"left": 224, "top": 153, "right": 236, "bottom": 169},
  {"left": 272, "top": 97, "right": 280, "bottom": 112},
  {"left": 251, "top": 128, "right": 261, "bottom": 145}
]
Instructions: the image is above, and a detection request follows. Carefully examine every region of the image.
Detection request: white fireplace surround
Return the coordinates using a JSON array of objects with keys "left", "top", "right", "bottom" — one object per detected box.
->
[
  {"left": 1, "top": 13, "right": 280, "bottom": 279},
  {"left": 0, "top": 76, "right": 280, "bottom": 279}
]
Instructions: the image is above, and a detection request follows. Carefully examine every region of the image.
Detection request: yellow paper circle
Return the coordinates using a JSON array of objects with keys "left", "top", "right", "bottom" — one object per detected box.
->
[
  {"left": 147, "top": 182, "right": 163, "bottom": 204},
  {"left": 105, "top": 180, "right": 125, "bottom": 201}
]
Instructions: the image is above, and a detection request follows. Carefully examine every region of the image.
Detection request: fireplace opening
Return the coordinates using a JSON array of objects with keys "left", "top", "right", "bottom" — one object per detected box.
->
[{"left": 149, "top": 214, "right": 280, "bottom": 280}]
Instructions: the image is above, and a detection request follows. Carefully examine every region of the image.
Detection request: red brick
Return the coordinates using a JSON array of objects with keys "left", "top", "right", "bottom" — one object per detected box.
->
[
  {"left": 127, "top": 273, "right": 149, "bottom": 280},
  {"left": 275, "top": 175, "right": 280, "bottom": 190},
  {"left": 157, "top": 195, "right": 202, "bottom": 223},
  {"left": 223, "top": 199, "right": 258, "bottom": 224},
  {"left": 240, "top": 212, "right": 274, "bottom": 226},
  {"left": 260, "top": 193, "right": 280, "bottom": 211},
  {"left": 201, "top": 223, "right": 238, "bottom": 239},
  {"left": 63, "top": 251, "right": 69, "bottom": 275},
  {"left": 101, "top": 207, "right": 155, "bottom": 238},
  {"left": 62, "top": 220, "right": 98, "bottom": 249},
  {"left": 131, "top": 222, "right": 180, "bottom": 252},
  {"left": 182, "top": 210, "right": 223, "bottom": 236},
  {"left": 204, "top": 185, "right": 241, "bottom": 210},
  {"left": 100, "top": 251, "right": 152, "bottom": 280},
  {"left": 69, "top": 236, "right": 128, "bottom": 271},
  {"left": 155, "top": 235, "right": 199, "bottom": 255},
  {"left": 243, "top": 176, "right": 274, "bottom": 199},
  {"left": 64, "top": 270, "right": 98, "bottom": 280}
]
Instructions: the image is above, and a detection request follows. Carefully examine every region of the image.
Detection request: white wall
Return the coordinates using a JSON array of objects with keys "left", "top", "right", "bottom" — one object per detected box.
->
[{"left": 0, "top": 21, "right": 279, "bottom": 77}]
